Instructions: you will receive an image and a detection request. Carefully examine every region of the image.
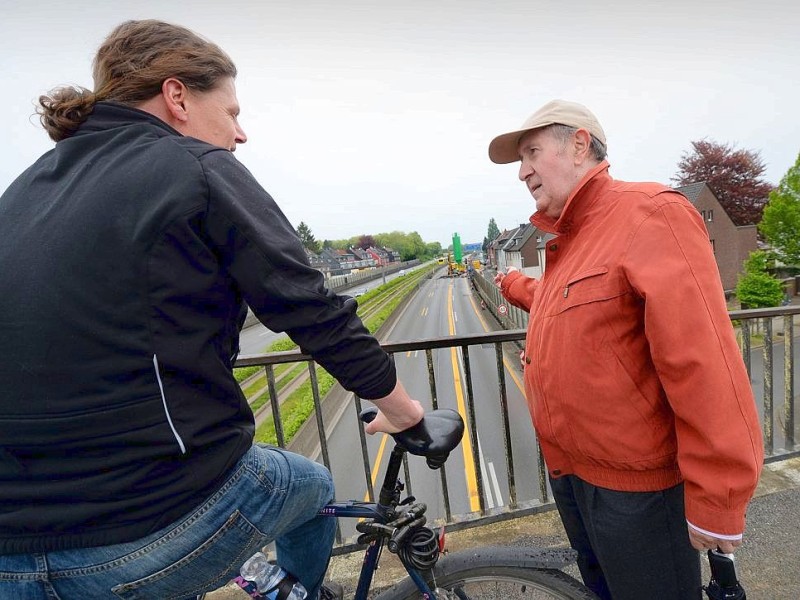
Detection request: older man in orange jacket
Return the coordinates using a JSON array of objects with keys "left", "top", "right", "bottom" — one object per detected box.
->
[{"left": 490, "top": 100, "right": 763, "bottom": 600}]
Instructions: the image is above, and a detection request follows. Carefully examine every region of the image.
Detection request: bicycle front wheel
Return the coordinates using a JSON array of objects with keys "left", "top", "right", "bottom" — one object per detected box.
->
[{"left": 377, "top": 546, "right": 597, "bottom": 600}]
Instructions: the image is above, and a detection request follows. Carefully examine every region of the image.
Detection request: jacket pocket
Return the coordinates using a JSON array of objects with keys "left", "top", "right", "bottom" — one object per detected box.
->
[{"left": 551, "top": 266, "right": 629, "bottom": 315}]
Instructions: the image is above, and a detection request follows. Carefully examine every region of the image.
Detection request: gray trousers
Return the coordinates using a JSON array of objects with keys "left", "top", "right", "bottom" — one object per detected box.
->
[{"left": 550, "top": 475, "right": 702, "bottom": 600}]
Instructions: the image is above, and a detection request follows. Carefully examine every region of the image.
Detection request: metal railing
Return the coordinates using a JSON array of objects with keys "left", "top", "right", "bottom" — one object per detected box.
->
[{"left": 235, "top": 303, "right": 800, "bottom": 549}]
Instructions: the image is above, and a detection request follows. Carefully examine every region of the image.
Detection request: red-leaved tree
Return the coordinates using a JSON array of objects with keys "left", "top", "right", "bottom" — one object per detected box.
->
[
  {"left": 357, "top": 234, "right": 377, "bottom": 250},
  {"left": 672, "top": 139, "right": 773, "bottom": 226}
]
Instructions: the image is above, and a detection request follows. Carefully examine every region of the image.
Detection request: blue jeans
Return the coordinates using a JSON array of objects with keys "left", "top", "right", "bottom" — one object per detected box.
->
[{"left": 0, "top": 445, "right": 336, "bottom": 599}]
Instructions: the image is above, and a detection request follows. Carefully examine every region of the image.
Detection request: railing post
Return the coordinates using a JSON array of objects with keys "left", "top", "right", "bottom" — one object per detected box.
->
[
  {"left": 741, "top": 320, "right": 752, "bottom": 377},
  {"left": 461, "top": 345, "right": 486, "bottom": 515},
  {"left": 495, "top": 342, "right": 517, "bottom": 509},
  {"left": 426, "top": 348, "right": 453, "bottom": 522},
  {"left": 763, "top": 319, "right": 774, "bottom": 456},
  {"left": 784, "top": 314, "right": 795, "bottom": 449},
  {"left": 308, "top": 362, "right": 332, "bottom": 471},
  {"left": 354, "top": 395, "right": 375, "bottom": 503},
  {"left": 265, "top": 364, "right": 285, "bottom": 448}
]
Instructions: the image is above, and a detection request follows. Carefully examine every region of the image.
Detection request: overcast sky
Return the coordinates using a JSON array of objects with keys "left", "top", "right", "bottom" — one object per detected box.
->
[{"left": 2, "top": 1, "right": 798, "bottom": 247}]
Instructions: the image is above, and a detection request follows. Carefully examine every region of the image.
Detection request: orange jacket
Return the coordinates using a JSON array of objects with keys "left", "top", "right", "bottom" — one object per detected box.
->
[{"left": 501, "top": 161, "right": 763, "bottom": 536}]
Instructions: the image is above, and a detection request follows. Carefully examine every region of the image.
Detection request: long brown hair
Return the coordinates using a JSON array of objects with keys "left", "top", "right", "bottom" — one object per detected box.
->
[{"left": 37, "top": 20, "right": 237, "bottom": 142}]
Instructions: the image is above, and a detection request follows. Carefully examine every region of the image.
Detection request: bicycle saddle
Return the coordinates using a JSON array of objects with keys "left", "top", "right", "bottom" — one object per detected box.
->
[{"left": 360, "top": 407, "right": 464, "bottom": 468}]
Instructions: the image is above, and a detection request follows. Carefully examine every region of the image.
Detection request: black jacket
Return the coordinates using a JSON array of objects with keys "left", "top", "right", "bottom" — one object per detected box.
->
[{"left": 0, "top": 103, "right": 396, "bottom": 554}]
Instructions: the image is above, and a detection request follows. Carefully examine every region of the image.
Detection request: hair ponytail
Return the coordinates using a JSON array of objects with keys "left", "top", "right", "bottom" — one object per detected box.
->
[{"left": 37, "top": 86, "right": 97, "bottom": 142}]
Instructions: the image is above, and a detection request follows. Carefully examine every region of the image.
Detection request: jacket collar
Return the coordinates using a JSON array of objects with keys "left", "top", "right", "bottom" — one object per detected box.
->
[
  {"left": 74, "top": 102, "right": 182, "bottom": 138},
  {"left": 530, "top": 160, "right": 612, "bottom": 235}
]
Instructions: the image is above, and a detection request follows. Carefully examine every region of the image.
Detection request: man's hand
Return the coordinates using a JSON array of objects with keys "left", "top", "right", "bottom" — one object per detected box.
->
[
  {"left": 365, "top": 381, "right": 424, "bottom": 435},
  {"left": 688, "top": 526, "right": 741, "bottom": 554},
  {"left": 493, "top": 266, "right": 518, "bottom": 288}
]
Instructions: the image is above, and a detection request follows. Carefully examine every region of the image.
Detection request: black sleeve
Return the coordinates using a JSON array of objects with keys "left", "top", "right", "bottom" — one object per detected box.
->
[{"left": 199, "top": 150, "right": 396, "bottom": 399}]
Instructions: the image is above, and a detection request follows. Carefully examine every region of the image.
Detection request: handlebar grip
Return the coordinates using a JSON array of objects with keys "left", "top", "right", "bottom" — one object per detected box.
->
[{"left": 359, "top": 407, "right": 379, "bottom": 424}]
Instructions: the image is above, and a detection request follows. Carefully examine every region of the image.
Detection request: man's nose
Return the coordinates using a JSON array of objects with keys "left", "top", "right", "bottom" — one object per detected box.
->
[
  {"left": 518, "top": 161, "right": 532, "bottom": 181},
  {"left": 235, "top": 124, "right": 248, "bottom": 146}
]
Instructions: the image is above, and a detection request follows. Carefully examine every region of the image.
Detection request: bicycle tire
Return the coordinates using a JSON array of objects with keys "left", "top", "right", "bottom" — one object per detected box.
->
[{"left": 374, "top": 545, "right": 597, "bottom": 600}]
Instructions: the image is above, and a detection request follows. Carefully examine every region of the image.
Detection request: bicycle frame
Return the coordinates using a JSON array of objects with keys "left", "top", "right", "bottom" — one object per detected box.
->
[
  {"left": 233, "top": 410, "right": 592, "bottom": 600},
  {"left": 318, "top": 443, "right": 439, "bottom": 600}
]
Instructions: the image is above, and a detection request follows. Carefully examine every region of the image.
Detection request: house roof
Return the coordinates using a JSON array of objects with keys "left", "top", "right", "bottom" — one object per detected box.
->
[
  {"left": 490, "top": 229, "right": 514, "bottom": 249},
  {"left": 674, "top": 181, "right": 759, "bottom": 229},
  {"left": 502, "top": 224, "right": 533, "bottom": 251},
  {"left": 674, "top": 182, "right": 707, "bottom": 203}
]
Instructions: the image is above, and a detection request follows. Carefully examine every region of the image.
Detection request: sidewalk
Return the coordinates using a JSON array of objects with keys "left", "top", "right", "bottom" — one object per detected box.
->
[{"left": 208, "top": 456, "right": 800, "bottom": 599}]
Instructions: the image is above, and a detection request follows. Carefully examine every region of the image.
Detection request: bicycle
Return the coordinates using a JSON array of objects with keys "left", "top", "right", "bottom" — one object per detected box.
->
[{"left": 232, "top": 407, "right": 597, "bottom": 600}]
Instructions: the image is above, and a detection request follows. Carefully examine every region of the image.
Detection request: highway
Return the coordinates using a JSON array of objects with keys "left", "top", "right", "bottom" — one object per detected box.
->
[{"left": 317, "top": 273, "right": 541, "bottom": 541}]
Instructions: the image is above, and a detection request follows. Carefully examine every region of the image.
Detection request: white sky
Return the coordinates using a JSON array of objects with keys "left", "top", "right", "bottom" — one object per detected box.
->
[{"left": 2, "top": 0, "right": 798, "bottom": 247}]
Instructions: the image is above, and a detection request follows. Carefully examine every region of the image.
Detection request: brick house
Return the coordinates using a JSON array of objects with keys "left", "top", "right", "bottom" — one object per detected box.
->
[{"left": 674, "top": 182, "right": 758, "bottom": 292}]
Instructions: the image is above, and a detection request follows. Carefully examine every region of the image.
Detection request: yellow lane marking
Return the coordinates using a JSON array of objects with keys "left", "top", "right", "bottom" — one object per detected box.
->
[
  {"left": 363, "top": 433, "right": 390, "bottom": 502},
  {"left": 448, "top": 283, "right": 481, "bottom": 512}
]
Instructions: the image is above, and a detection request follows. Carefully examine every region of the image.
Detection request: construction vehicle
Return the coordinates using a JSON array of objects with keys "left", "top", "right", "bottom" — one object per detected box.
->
[{"left": 446, "top": 252, "right": 466, "bottom": 277}]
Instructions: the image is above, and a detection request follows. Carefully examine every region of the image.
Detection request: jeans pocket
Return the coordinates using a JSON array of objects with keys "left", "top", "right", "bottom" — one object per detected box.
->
[{"left": 110, "top": 510, "right": 263, "bottom": 600}]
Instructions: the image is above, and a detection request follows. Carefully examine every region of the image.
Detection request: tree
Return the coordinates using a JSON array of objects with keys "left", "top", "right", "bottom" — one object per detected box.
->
[
  {"left": 295, "top": 221, "right": 320, "bottom": 253},
  {"left": 374, "top": 231, "right": 427, "bottom": 261},
  {"left": 672, "top": 139, "right": 773, "bottom": 226},
  {"left": 735, "top": 250, "right": 784, "bottom": 309},
  {"left": 759, "top": 152, "right": 800, "bottom": 267},
  {"left": 357, "top": 234, "right": 377, "bottom": 250},
  {"left": 426, "top": 241, "right": 443, "bottom": 257},
  {"left": 484, "top": 218, "right": 501, "bottom": 253}
]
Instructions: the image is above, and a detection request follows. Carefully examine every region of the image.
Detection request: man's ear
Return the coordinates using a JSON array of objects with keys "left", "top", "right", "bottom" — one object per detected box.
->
[
  {"left": 162, "top": 78, "right": 189, "bottom": 123},
  {"left": 572, "top": 128, "right": 592, "bottom": 164}
]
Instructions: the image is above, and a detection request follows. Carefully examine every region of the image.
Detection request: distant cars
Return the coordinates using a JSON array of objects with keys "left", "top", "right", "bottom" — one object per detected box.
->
[
  {"left": 353, "top": 289, "right": 366, "bottom": 298},
  {"left": 398, "top": 269, "right": 406, "bottom": 276}
]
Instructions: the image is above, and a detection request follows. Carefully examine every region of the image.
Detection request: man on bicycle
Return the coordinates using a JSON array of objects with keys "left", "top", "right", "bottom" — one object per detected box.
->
[{"left": 0, "top": 19, "right": 423, "bottom": 599}]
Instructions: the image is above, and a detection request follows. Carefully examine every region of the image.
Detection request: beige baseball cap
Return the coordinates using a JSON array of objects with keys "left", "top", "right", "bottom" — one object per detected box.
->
[{"left": 488, "top": 99, "right": 606, "bottom": 164}]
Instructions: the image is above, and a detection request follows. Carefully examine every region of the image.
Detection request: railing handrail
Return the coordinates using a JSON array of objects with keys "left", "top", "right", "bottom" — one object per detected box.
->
[{"left": 236, "top": 330, "right": 528, "bottom": 367}]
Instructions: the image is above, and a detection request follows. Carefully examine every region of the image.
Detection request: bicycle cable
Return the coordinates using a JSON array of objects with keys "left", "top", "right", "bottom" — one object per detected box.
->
[{"left": 397, "top": 525, "right": 440, "bottom": 570}]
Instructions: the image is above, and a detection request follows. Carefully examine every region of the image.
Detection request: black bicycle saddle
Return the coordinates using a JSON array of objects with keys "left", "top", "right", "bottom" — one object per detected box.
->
[{"left": 360, "top": 407, "right": 464, "bottom": 461}]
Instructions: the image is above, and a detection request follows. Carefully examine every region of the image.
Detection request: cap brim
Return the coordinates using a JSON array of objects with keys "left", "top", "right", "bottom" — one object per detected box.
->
[
  {"left": 488, "top": 129, "right": 527, "bottom": 164},
  {"left": 488, "top": 123, "right": 553, "bottom": 164}
]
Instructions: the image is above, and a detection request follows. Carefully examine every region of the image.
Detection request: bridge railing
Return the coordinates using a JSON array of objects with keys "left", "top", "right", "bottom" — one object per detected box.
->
[{"left": 235, "top": 303, "right": 800, "bottom": 550}]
